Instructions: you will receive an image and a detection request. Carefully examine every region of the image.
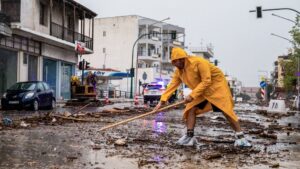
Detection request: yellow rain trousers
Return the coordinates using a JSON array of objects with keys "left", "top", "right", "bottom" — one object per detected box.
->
[{"left": 160, "top": 48, "right": 238, "bottom": 122}]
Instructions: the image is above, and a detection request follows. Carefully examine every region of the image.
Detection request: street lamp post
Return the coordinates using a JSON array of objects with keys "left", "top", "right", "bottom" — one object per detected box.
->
[
  {"left": 250, "top": 6, "right": 300, "bottom": 109},
  {"left": 271, "top": 13, "right": 298, "bottom": 25},
  {"left": 249, "top": 7, "right": 300, "bottom": 16},
  {"left": 129, "top": 17, "right": 170, "bottom": 99},
  {"left": 270, "top": 14, "right": 300, "bottom": 110}
]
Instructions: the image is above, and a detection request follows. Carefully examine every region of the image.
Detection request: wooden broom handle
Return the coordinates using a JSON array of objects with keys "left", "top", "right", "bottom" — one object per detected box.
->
[{"left": 99, "top": 100, "right": 185, "bottom": 131}]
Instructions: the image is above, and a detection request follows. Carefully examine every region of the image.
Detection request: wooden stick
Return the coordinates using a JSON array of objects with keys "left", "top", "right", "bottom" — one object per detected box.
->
[
  {"left": 99, "top": 100, "right": 185, "bottom": 131},
  {"left": 73, "top": 102, "right": 92, "bottom": 114},
  {"left": 52, "top": 114, "right": 96, "bottom": 122}
]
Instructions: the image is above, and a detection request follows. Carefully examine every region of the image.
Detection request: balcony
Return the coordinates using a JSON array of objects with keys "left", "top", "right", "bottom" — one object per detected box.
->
[
  {"left": 163, "top": 39, "right": 184, "bottom": 47},
  {"left": 137, "top": 50, "right": 161, "bottom": 61},
  {"left": 51, "top": 22, "right": 93, "bottom": 50}
]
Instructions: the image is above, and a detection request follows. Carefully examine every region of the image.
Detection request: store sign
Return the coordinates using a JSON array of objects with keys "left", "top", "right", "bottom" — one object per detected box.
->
[{"left": 260, "top": 81, "right": 267, "bottom": 88}]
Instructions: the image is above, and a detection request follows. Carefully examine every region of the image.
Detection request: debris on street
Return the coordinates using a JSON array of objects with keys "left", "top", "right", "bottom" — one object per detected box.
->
[{"left": 0, "top": 103, "right": 299, "bottom": 168}]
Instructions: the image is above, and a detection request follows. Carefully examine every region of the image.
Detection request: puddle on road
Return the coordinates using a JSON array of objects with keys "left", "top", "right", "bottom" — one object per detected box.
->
[{"left": 0, "top": 103, "right": 300, "bottom": 169}]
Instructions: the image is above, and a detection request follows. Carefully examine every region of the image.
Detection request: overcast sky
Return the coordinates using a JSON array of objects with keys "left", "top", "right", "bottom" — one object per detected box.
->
[{"left": 75, "top": 0, "right": 299, "bottom": 87}]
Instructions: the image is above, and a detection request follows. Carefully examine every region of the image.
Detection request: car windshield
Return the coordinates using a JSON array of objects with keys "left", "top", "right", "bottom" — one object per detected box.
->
[
  {"left": 9, "top": 82, "right": 37, "bottom": 90},
  {"left": 147, "top": 84, "right": 163, "bottom": 90}
]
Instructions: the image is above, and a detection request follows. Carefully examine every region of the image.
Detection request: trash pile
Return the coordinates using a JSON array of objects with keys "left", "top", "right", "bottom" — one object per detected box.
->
[{"left": 0, "top": 106, "right": 151, "bottom": 130}]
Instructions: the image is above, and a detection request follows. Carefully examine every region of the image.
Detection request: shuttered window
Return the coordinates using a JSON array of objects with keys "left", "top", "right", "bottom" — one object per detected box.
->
[{"left": 1, "top": 0, "right": 20, "bottom": 22}]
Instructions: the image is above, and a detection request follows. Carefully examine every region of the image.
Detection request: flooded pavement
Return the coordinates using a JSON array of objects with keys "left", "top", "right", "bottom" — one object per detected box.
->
[{"left": 0, "top": 103, "right": 300, "bottom": 169}]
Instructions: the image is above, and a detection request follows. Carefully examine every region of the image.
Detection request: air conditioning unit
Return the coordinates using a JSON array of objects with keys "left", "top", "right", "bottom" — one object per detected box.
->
[
  {"left": 151, "top": 36, "right": 159, "bottom": 41},
  {"left": 173, "top": 41, "right": 181, "bottom": 46},
  {"left": 152, "top": 54, "right": 158, "bottom": 58}
]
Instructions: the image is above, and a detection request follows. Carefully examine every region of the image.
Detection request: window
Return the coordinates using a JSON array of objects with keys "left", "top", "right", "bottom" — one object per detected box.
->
[
  {"left": 67, "top": 15, "right": 74, "bottom": 34},
  {"left": 27, "top": 54, "right": 38, "bottom": 81},
  {"left": 23, "top": 54, "right": 28, "bottom": 65},
  {"left": 39, "top": 2, "right": 48, "bottom": 26},
  {"left": 103, "top": 31, "right": 106, "bottom": 37},
  {"left": 1, "top": 0, "right": 20, "bottom": 22},
  {"left": 103, "top": 48, "right": 106, "bottom": 53},
  {"left": 42, "top": 82, "right": 50, "bottom": 90},
  {"left": 37, "top": 83, "right": 45, "bottom": 91}
]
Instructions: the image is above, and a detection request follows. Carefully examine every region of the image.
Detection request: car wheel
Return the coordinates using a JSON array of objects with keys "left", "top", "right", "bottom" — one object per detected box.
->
[
  {"left": 32, "top": 100, "right": 39, "bottom": 111},
  {"left": 49, "top": 99, "right": 56, "bottom": 110}
]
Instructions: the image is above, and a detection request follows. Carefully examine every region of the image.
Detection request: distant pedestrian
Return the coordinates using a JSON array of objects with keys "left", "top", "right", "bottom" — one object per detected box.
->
[{"left": 86, "top": 71, "right": 97, "bottom": 92}]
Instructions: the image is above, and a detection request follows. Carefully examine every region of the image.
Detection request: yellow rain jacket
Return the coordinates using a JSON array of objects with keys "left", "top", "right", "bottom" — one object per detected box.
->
[{"left": 160, "top": 48, "right": 238, "bottom": 122}]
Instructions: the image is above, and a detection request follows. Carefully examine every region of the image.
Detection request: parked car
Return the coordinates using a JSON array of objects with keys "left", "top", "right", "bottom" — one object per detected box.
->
[
  {"left": 143, "top": 82, "right": 165, "bottom": 106},
  {"left": 1, "top": 81, "right": 56, "bottom": 111}
]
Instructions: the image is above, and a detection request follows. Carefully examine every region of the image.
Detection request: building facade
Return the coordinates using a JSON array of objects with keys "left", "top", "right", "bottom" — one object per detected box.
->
[
  {"left": 187, "top": 46, "right": 214, "bottom": 60},
  {"left": 0, "top": 0, "right": 96, "bottom": 99},
  {"left": 225, "top": 75, "right": 243, "bottom": 99},
  {"left": 271, "top": 55, "right": 290, "bottom": 88},
  {"left": 241, "top": 87, "right": 260, "bottom": 100},
  {"left": 83, "top": 15, "right": 185, "bottom": 94}
]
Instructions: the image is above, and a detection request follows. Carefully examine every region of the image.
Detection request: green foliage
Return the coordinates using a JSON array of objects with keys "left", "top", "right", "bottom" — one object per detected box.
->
[{"left": 283, "top": 16, "right": 300, "bottom": 91}]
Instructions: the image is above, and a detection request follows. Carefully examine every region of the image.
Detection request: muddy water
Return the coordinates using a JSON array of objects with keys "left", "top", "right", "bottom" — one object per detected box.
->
[{"left": 0, "top": 103, "right": 300, "bottom": 169}]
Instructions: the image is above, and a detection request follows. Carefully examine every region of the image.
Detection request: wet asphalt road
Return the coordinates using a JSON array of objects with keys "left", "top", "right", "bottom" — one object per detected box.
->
[{"left": 0, "top": 103, "right": 300, "bottom": 169}]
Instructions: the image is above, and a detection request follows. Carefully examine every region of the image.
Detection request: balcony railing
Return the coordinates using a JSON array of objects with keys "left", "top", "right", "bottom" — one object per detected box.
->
[
  {"left": 51, "top": 22, "right": 93, "bottom": 50},
  {"left": 137, "top": 50, "right": 147, "bottom": 56},
  {"left": 137, "top": 49, "right": 160, "bottom": 57}
]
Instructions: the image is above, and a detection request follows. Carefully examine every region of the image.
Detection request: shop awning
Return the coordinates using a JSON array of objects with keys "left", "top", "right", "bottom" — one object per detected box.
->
[{"left": 81, "top": 70, "right": 132, "bottom": 80}]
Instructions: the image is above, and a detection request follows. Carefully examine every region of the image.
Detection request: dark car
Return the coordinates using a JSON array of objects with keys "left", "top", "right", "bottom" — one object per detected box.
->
[{"left": 1, "top": 81, "right": 56, "bottom": 111}]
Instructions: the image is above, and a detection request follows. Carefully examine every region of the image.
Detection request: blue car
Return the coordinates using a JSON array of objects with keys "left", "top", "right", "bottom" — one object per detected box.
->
[{"left": 1, "top": 81, "right": 56, "bottom": 111}]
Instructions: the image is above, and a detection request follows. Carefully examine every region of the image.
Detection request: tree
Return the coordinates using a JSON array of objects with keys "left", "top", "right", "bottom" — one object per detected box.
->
[{"left": 283, "top": 16, "right": 300, "bottom": 92}]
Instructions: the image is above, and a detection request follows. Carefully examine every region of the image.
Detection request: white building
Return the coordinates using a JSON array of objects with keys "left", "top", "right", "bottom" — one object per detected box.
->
[
  {"left": 83, "top": 15, "right": 185, "bottom": 96},
  {"left": 188, "top": 46, "right": 214, "bottom": 61},
  {"left": 0, "top": 0, "right": 96, "bottom": 99},
  {"left": 226, "top": 75, "right": 243, "bottom": 99}
]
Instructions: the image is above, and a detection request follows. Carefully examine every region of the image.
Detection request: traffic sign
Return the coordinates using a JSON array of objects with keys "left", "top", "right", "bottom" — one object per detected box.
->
[
  {"left": 142, "top": 72, "right": 147, "bottom": 81},
  {"left": 296, "top": 72, "right": 300, "bottom": 76},
  {"left": 260, "top": 81, "right": 267, "bottom": 88}
]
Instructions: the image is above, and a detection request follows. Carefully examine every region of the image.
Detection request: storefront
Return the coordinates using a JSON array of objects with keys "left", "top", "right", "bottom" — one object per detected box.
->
[{"left": 0, "top": 48, "right": 17, "bottom": 96}]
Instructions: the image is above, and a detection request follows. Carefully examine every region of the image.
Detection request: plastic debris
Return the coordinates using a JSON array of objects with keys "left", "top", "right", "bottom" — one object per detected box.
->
[
  {"left": 51, "top": 118, "right": 57, "bottom": 123},
  {"left": 20, "top": 121, "right": 30, "bottom": 127},
  {"left": 114, "top": 138, "right": 127, "bottom": 146},
  {"left": 63, "top": 112, "right": 72, "bottom": 117},
  {"left": 2, "top": 117, "right": 13, "bottom": 126}
]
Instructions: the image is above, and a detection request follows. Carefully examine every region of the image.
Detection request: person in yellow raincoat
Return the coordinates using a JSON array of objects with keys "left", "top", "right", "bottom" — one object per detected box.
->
[{"left": 154, "top": 47, "right": 251, "bottom": 147}]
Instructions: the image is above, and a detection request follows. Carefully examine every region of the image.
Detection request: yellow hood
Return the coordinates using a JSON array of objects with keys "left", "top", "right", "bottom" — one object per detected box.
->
[{"left": 171, "top": 47, "right": 188, "bottom": 61}]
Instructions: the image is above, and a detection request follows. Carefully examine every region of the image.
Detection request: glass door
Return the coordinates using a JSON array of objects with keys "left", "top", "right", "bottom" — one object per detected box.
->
[
  {"left": 43, "top": 58, "right": 57, "bottom": 96},
  {"left": 61, "top": 62, "right": 72, "bottom": 99}
]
